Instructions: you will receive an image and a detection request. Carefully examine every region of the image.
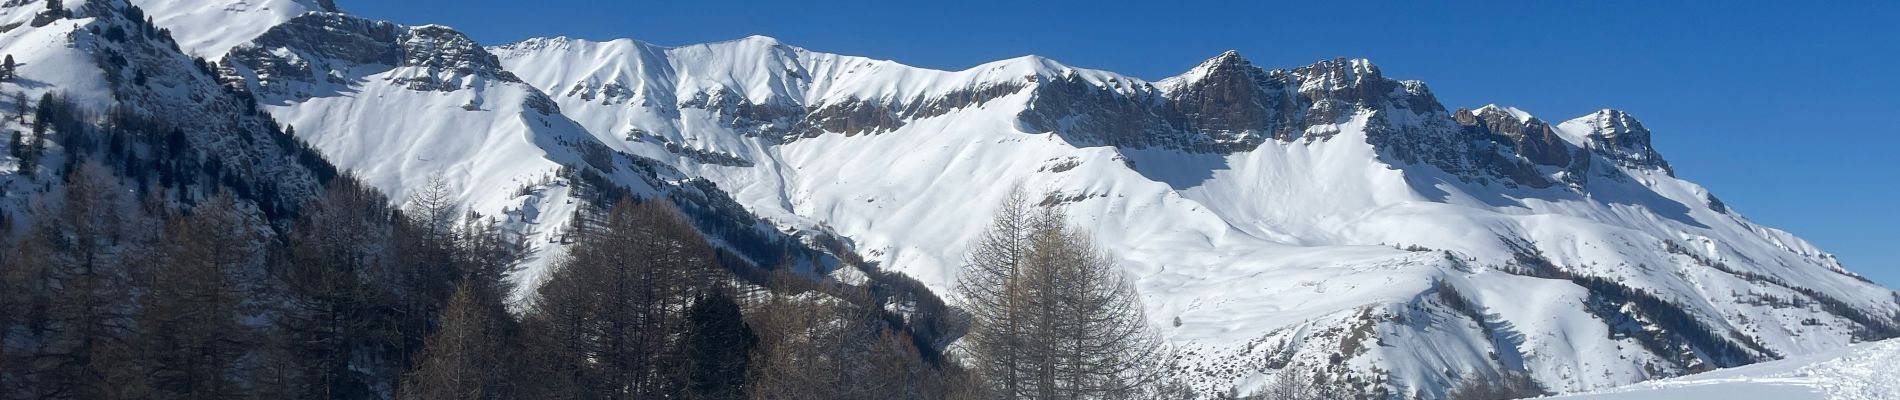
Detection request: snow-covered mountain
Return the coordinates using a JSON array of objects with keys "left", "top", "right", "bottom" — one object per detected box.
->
[
  {"left": 483, "top": 36, "right": 1900, "bottom": 396},
  {"left": 33, "top": 0, "right": 1894, "bottom": 397}
]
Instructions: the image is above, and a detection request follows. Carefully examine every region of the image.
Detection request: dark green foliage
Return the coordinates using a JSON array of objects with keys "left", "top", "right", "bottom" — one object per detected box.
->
[
  {"left": 1, "top": 55, "right": 15, "bottom": 81},
  {"left": 680, "top": 291, "right": 757, "bottom": 400}
]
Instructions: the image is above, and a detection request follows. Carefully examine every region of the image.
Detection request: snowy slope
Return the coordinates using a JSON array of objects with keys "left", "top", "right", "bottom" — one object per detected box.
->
[
  {"left": 101, "top": 1, "right": 1900, "bottom": 397},
  {"left": 1550, "top": 338, "right": 1900, "bottom": 400},
  {"left": 128, "top": 0, "right": 334, "bottom": 59}
]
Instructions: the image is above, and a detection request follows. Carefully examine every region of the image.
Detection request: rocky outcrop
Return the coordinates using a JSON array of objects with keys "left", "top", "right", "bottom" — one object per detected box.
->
[
  {"left": 1018, "top": 72, "right": 1198, "bottom": 150},
  {"left": 395, "top": 24, "right": 521, "bottom": 90},
  {"left": 681, "top": 81, "right": 1029, "bottom": 141},
  {"left": 1162, "top": 51, "right": 1284, "bottom": 144},
  {"left": 223, "top": 13, "right": 522, "bottom": 96},
  {"left": 228, "top": 13, "right": 403, "bottom": 76},
  {"left": 677, "top": 88, "right": 804, "bottom": 138},
  {"left": 1576, "top": 109, "right": 1673, "bottom": 174},
  {"left": 1456, "top": 106, "right": 1576, "bottom": 168},
  {"left": 1160, "top": 54, "right": 1433, "bottom": 145}
]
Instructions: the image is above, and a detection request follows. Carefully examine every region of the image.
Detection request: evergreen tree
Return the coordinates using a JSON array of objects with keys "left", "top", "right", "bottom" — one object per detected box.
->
[
  {"left": 679, "top": 291, "right": 756, "bottom": 400},
  {"left": 1, "top": 54, "right": 15, "bottom": 81},
  {"left": 8, "top": 130, "right": 22, "bottom": 168}
]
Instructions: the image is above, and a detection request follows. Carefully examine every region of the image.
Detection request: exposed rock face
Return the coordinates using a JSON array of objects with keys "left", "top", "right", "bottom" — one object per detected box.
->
[
  {"left": 1270, "top": 59, "right": 1574, "bottom": 190},
  {"left": 1018, "top": 72, "right": 1197, "bottom": 150},
  {"left": 221, "top": 13, "right": 398, "bottom": 95},
  {"left": 1457, "top": 106, "right": 1576, "bottom": 168},
  {"left": 677, "top": 88, "right": 804, "bottom": 139},
  {"left": 1287, "top": 57, "right": 1430, "bottom": 129},
  {"left": 1159, "top": 54, "right": 1432, "bottom": 146},
  {"left": 1153, "top": 53, "right": 1617, "bottom": 190},
  {"left": 222, "top": 13, "right": 522, "bottom": 97},
  {"left": 1161, "top": 51, "right": 1284, "bottom": 144},
  {"left": 1578, "top": 109, "right": 1674, "bottom": 174},
  {"left": 796, "top": 81, "right": 1027, "bottom": 138},
  {"left": 396, "top": 24, "right": 521, "bottom": 90},
  {"left": 674, "top": 81, "right": 1031, "bottom": 141}
]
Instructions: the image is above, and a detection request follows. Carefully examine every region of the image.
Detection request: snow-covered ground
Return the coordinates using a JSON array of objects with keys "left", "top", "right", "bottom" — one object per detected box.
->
[{"left": 1550, "top": 338, "right": 1900, "bottom": 400}]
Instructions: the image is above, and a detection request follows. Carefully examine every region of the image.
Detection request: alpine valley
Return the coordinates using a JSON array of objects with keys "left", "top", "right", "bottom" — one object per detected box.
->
[{"left": 1, "top": 0, "right": 1895, "bottom": 398}]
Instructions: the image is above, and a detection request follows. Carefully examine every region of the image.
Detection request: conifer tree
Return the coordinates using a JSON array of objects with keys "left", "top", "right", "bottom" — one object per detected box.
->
[{"left": 679, "top": 291, "right": 756, "bottom": 400}]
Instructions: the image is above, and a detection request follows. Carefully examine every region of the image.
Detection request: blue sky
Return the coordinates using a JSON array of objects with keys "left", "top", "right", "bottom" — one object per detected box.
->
[{"left": 340, "top": 0, "right": 1900, "bottom": 287}]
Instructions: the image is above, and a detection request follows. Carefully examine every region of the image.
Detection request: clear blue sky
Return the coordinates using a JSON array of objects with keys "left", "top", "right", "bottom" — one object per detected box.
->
[{"left": 340, "top": 0, "right": 1900, "bottom": 287}]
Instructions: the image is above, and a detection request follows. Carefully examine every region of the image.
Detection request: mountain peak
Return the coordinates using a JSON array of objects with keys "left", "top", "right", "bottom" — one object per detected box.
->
[
  {"left": 1192, "top": 50, "right": 1253, "bottom": 73},
  {"left": 1161, "top": 50, "right": 1262, "bottom": 94},
  {"left": 1211, "top": 49, "right": 1246, "bottom": 63},
  {"left": 1562, "top": 108, "right": 1673, "bottom": 173}
]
